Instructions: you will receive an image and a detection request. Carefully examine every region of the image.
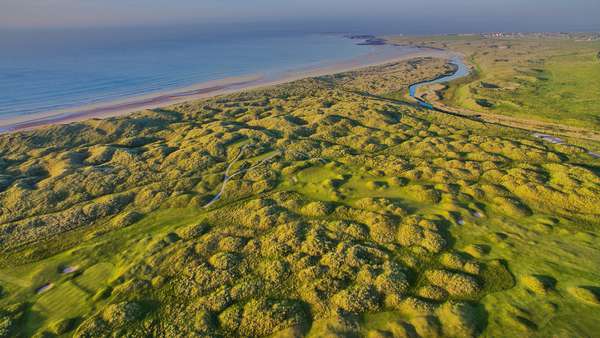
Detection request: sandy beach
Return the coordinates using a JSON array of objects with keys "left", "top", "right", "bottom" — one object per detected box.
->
[{"left": 0, "top": 47, "right": 451, "bottom": 133}]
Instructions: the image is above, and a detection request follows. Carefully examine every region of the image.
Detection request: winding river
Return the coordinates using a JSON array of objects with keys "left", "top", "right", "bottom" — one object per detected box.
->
[{"left": 408, "top": 56, "right": 470, "bottom": 108}]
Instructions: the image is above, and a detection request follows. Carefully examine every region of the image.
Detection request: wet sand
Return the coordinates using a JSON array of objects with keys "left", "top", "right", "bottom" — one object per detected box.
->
[{"left": 0, "top": 47, "right": 452, "bottom": 133}]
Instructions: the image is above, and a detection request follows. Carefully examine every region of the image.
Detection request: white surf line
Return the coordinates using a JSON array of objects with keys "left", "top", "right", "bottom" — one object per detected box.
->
[{"left": 203, "top": 147, "right": 280, "bottom": 208}]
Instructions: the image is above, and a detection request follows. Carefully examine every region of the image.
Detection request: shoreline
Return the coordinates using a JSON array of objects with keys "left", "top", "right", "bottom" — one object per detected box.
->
[{"left": 0, "top": 46, "right": 453, "bottom": 133}]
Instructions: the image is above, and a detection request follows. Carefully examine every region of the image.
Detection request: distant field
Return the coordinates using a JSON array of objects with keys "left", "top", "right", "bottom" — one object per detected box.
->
[
  {"left": 390, "top": 35, "right": 600, "bottom": 130},
  {"left": 1, "top": 51, "right": 599, "bottom": 337}
]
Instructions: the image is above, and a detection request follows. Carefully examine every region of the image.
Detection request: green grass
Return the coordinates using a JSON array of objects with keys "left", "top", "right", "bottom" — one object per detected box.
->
[
  {"left": 75, "top": 262, "right": 116, "bottom": 292},
  {"left": 0, "top": 207, "right": 205, "bottom": 335},
  {"left": 449, "top": 40, "right": 600, "bottom": 129},
  {"left": 33, "top": 281, "right": 91, "bottom": 325}
]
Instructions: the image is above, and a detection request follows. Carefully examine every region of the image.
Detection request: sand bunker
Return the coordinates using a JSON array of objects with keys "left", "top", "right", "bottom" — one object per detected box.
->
[
  {"left": 62, "top": 266, "right": 79, "bottom": 274},
  {"left": 36, "top": 283, "right": 53, "bottom": 294}
]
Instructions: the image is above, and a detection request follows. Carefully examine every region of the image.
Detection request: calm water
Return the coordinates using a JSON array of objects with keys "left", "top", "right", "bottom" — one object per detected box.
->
[
  {"left": 0, "top": 30, "right": 394, "bottom": 120},
  {"left": 408, "top": 56, "right": 469, "bottom": 98}
]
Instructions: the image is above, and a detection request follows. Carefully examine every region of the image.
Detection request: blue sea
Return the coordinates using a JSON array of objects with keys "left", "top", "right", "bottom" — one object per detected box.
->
[{"left": 0, "top": 27, "right": 403, "bottom": 123}]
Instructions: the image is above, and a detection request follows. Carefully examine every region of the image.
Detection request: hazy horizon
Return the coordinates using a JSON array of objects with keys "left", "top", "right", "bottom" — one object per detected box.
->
[{"left": 1, "top": 0, "right": 599, "bottom": 33}]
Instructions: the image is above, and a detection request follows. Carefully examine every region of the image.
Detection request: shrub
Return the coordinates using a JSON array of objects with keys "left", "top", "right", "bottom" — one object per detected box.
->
[
  {"left": 436, "top": 301, "right": 483, "bottom": 338},
  {"left": 301, "top": 201, "right": 335, "bottom": 217},
  {"left": 375, "top": 266, "right": 410, "bottom": 298},
  {"left": 50, "top": 317, "right": 77, "bottom": 335},
  {"left": 110, "top": 279, "right": 150, "bottom": 301},
  {"left": 111, "top": 210, "right": 143, "bottom": 229},
  {"left": 73, "top": 316, "right": 110, "bottom": 338},
  {"left": 209, "top": 252, "right": 239, "bottom": 270},
  {"left": 480, "top": 260, "right": 515, "bottom": 293},
  {"left": 194, "top": 310, "right": 216, "bottom": 333},
  {"left": 307, "top": 311, "right": 361, "bottom": 337},
  {"left": 301, "top": 229, "right": 335, "bottom": 256},
  {"left": 331, "top": 285, "right": 382, "bottom": 314},
  {"left": 366, "top": 215, "right": 398, "bottom": 245},
  {"left": 440, "top": 252, "right": 469, "bottom": 271},
  {"left": 230, "top": 278, "right": 263, "bottom": 301},
  {"left": 354, "top": 198, "right": 406, "bottom": 216},
  {"left": 366, "top": 329, "right": 395, "bottom": 338},
  {"left": 509, "top": 315, "right": 538, "bottom": 332},
  {"left": 200, "top": 287, "right": 233, "bottom": 312},
  {"left": 176, "top": 221, "right": 210, "bottom": 239},
  {"left": 396, "top": 221, "right": 424, "bottom": 247},
  {"left": 463, "top": 244, "right": 490, "bottom": 258},
  {"left": 163, "top": 232, "right": 180, "bottom": 244},
  {"left": 86, "top": 145, "right": 115, "bottom": 164},
  {"left": 492, "top": 197, "right": 532, "bottom": 217},
  {"left": 237, "top": 298, "right": 308, "bottom": 336},
  {"left": 102, "top": 301, "right": 144, "bottom": 327},
  {"left": 213, "top": 235, "right": 242, "bottom": 251},
  {"left": 425, "top": 269, "right": 481, "bottom": 297},
  {"left": 366, "top": 181, "right": 388, "bottom": 190},
  {"left": 407, "top": 185, "right": 441, "bottom": 203},
  {"left": 0, "top": 316, "right": 14, "bottom": 338},
  {"left": 521, "top": 274, "right": 556, "bottom": 295},
  {"left": 219, "top": 303, "right": 243, "bottom": 331},
  {"left": 259, "top": 259, "right": 291, "bottom": 283},
  {"left": 421, "top": 230, "right": 447, "bottom": 253},
  {"left": 417, "top": 286, "right": 448, "bottom": 301},
  {"left": 343, "top": 244, "right": 386, "bottom": 268},
  {"left": 396, "top": 219, "right": 447, "bottom": 253},
  {"left": 397, "top": 297, "right": 437, "bottom": 316},
  {"left": 567, "top": 286, "right": 600, "bottom": 305},
  {"left": 151, "top": 275, "right": 166, "bottom": 288},
  {"left": 92, "top": 287, "right": 112, "bottom": 302},
  {"left": 463, "top": 262, "right": 481, "bottom": 276},
  {"left": 343, "top": 222, "right": 369, "bottom": 240},
  {"left": 411, "top": 315, "right": 442, "bottom": 338},
  {"left": 389, "top": 177, "right": 409, "bottom": 187}
]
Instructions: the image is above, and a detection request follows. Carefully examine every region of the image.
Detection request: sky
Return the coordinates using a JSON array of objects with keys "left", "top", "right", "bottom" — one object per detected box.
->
[{"left": 1, "top": 0, "right": 599, "bottom": 33}]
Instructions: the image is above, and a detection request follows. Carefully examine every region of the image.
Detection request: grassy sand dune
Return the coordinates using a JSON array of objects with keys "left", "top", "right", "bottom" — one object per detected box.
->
[{"left": 0, "top": 46, "right": 599, "bottom": 337}]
